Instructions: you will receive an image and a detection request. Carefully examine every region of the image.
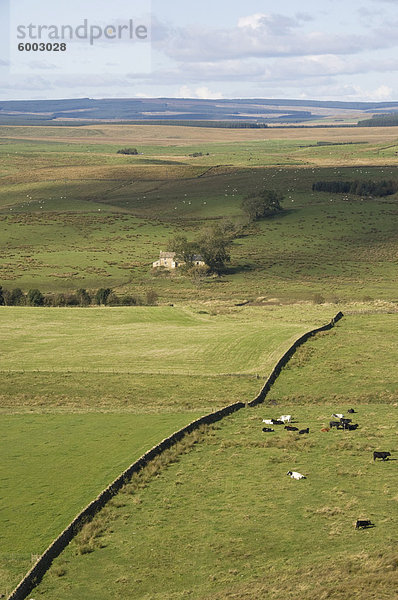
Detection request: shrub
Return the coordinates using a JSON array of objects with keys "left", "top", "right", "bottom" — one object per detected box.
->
[
  {"left": 117, "top": 148, "right": 138, "bottom": 155},
  {"left": 146, "top": 289, "right": 159, "bottom": 306}
]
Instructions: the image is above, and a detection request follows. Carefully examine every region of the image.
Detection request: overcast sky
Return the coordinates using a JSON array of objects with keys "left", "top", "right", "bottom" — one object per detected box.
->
[{"left": 1, "top": 0, "right": 398, "bottom": 101}]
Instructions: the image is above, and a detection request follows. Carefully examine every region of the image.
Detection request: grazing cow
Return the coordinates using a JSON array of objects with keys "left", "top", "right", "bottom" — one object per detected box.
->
[
  {"left": 285, "top": 425, "right": 299, "bottom": 431},
  {"left": 298, "top": 428, "right": 309, "bottom": 434},
  {"left": 262, "top": 427, "right": 274, "bottom": 432},
  {"left": 340, "top": 418, "right": 352, "bottom": 424},
  {"left": 321, "top": 427, "right": 330, "bottom": 432},
  {"left": 329, "top": 421, "right": 341, "bottom": 429},
  {"left": 271, "top": 419, "right": 284, "bottom": 425},
  {"left": 348, "top": 408, "right": 356, "bottom": 414},
  {"left": 373, "top": 451, "right": 391, "bottom": 461},
  {"left": 279, "top": 415, "right": 292, "bottom": 423},
  {"left": 262, "top": 419, "right": 274, "bottom": 425},
  {"left": 347, "top": 424, "right": 359, "bottom": 431},
  {"left": 355, "top": 519, "right": 373, "bottom": 529},
  {"left": 287, "top": 471, "right": 306, "bottom": 480},
  {"left": 332, "top": 413, "right": 344, "bottom": 419}
]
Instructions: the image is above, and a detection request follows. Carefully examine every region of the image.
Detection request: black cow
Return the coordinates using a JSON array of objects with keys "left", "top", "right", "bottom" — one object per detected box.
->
[
  {"left": 373, "top": 451, "right": 391, "bottom": 461},
  {"left": 355, "top": 519, "right": 373, "bottom": 529},
  {"left": 347, "top": 423, "right": 359, "bottom": 431},
  {"left": 348, "top": 408, "right": 356, "bottom": 414},
  {"left": 262, "top": 427, "right": 274, "bottom": 432},
  {"left": 284, "top": 425, "right": 299, "bottom": 431},
  {"left": 298, "top": 428, "right": 309, "bottom": 434},
  {"left": 329, "top": 421, "right": 340, "bottom": 429},
  {"left": 340, "top": 418, "right": 352, "bottom": 425},
  {"left": 271, "top": 419, "right": 284, "bottom": 425}
]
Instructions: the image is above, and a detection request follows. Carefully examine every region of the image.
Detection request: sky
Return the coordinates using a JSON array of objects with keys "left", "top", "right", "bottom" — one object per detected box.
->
[{"left": 1, "top": 0, "right": 398, "bottom": 101}]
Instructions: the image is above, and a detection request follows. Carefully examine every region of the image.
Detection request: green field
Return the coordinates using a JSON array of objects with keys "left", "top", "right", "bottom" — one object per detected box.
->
[
  {"left": 1, "top": 122, "right": 398, "bottom": 599},
  {"left": 33, "top": 401, "right": 398, "bottom": 600},
  {"left": 1, "top": 124, "right": 398, "bottom": 300},
  {"left": 0, "top": 412, "right": 198, "bottom": 594},
  {"left": 0, "top": 304, "right": 335, "bottom": 595}
]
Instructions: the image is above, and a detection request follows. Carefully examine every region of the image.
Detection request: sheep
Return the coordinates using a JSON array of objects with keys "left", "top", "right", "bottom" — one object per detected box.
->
[{"left": 287, "top": 471, "right": 306, "bottom": 480}]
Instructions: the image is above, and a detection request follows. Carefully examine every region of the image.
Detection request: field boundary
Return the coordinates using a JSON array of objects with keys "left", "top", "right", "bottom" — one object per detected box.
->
[
  {"left": 6, "top": 401, "right": 244, "bottom": 600},
  {"left": 248, "top": 311, "right": 344, "bottom": 407}
]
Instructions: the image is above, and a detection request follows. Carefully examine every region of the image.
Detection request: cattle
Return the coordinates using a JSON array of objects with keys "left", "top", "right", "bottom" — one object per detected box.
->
[
  {"left": 348, "top": 408, "right": 356, "bottom": 414},
  {"left": 340, "top": 418, "right": 352, "bottom": 425},
  {"left": 347, "top": 423, "right": 359, "bottom": 431},
  {"left": 262, "top": 419, "right": 274, "bottom": 425},
  {"left": 329, "top": 421, "right": 341, "bottom": 429},
  {"left": 287, "top": 471, "right": 306, "bottom": 480},
  {"left": 284, "top": 425, "right": 299, "bottom": 431},
  {"left": 279, "top": 415, "right": 292, "bottom": 423},
  {"left": 298, "top": 428, "right": 309, "bottom": 434},
  {"left": 355, "top": 519, "right": 373, "bottom": 529},
  {"left": 262, "top": 427, "right": 274, "bottom": 432},
  {"left": 332, "top": 413, "right": 344, "bottom": 419},
  {"left": 321, "top": 427, "right": 330, "bottom": 432},
  {"left": 373, "top": 451, "right": 391, "bottom": 461},
  {"left": 271, "top": 419, "right": 284, "bottom": 425}
]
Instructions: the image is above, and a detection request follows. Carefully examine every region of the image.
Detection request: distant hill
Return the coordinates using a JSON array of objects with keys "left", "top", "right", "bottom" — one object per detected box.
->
[{"left": 1, "top": 97, "right": 398, "bottom": 126}]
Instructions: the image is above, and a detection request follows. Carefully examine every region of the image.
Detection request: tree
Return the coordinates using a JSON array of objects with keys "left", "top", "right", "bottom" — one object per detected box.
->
[
  {"left": 95, "top": 288, "right": 112, "bottom": 306},
  {"left": 168, "top": 234, "right": 199, "bottom": 267},
  {"left": 76, "top": 288, "right": 91, "bottom": 307},
  {"left": 188, "top": 264, "right": 210, "bottom": 287},
  {"left": 196, "top": 224, "right": 233, "bottom": 273},
  {"left": 27, "top": 289, "right": 44, "bottom": 307},
  {"left": 242, "top": 188, "right": 284, "bottom": 221},
  {"left": 10, "top": 288, "right": 25, "bottom": 306},
  {"left": 0, "top": 286, "right": 4, "bottom": 306}
]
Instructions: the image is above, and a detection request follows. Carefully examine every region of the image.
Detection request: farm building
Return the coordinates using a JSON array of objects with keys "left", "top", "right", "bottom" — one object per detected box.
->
[{"left": 152, "top": 251, "right": 205, "bottom": 270}]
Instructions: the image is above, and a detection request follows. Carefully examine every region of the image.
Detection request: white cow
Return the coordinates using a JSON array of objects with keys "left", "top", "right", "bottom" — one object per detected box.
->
[
  {"left": 287, "top": 471, "right": 306, "bottom": 480},
  {"left": 279, "top": 415, "right": 291, "bottom": 423},
  {"left": 332, "top": 413, "right": 344, "bottom": 419},
  {"left": 262, "top": 419, "right": 274, "bottom": 425}
]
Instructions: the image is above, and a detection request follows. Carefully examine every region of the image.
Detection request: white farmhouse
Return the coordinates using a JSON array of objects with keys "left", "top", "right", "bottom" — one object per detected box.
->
[{"left": 152, "top": 251, "right": 205, "bottom": 270}]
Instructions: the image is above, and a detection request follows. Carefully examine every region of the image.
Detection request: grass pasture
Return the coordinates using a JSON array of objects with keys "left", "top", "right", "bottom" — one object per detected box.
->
[
  {"left": 1, "top": 120, "right": 398, "bottom": 599},
  {"left": 0, "top": 304, "right": 335, "bottom": 594},
  {"left": 32, "top": 403, "right": 398, "bottom": 600},
  {"left": 0, "top": 412, "right": 199, "bottom": 595},
  {"left": 1, "top": 123, "right": 398, "bottom": 301}
]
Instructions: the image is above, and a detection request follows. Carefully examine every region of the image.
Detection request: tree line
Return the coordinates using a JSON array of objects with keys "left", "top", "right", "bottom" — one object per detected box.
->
[
  {"left": 312, "top": 179, "right": 398, "bottom": 197},
  {"left": 0, "top": 287, "right": 158, "bottom": 307},
  {"left": 358, "top": 114, "right": 398, "bottom": 127}
]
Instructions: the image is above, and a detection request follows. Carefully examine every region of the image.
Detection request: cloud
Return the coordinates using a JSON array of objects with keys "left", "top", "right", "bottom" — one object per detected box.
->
[
  {"left": 154, "top": 14, "right": 393, "bottom": 64},
  {"left": 177, "top": 85, "right": 223, "bottom": 99}
]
